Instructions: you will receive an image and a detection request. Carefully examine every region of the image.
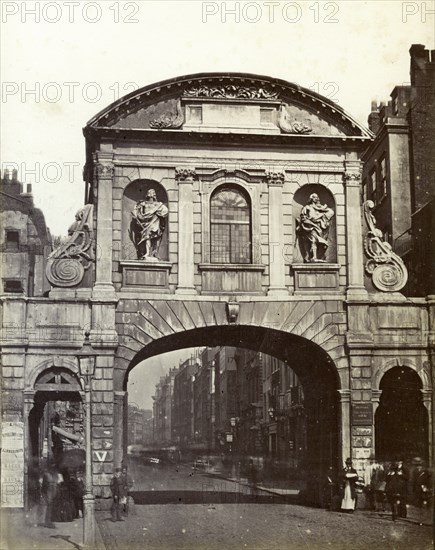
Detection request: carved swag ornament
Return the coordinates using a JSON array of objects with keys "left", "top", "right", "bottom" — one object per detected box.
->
[
  {"left": 363, "top": 200, "right": 408, "bottom": 292},
  {"left": 183, "top": 84, "right": 279, "bottom": 100},
  {"left": 46, "top": 205, "right": 95, "bottom": 287}
]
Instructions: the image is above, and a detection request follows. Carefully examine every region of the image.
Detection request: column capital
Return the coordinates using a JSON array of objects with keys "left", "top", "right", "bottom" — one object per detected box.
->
[
  {"left": 94, "top": 161, "right": 115, "bottom": 180},
  {"left": 338, "top": 389, "right": 351, "bottom": 403},
  {"left": 264, "top": 170, "right": 285, "bottom": 186},
  {"left": 343, "top": 171, "right": 362, "bottom": 186},
  {"left": 175, "top": 167, "right": 198, "bottom": 183},
  {"left": 343, "top": 160, "right": 363, "bottom": 186}
]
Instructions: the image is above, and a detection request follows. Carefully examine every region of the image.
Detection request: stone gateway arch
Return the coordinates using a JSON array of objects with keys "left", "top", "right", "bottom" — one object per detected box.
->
[{"left": 1, "top": 73, "right": 433, "bottom": 507}]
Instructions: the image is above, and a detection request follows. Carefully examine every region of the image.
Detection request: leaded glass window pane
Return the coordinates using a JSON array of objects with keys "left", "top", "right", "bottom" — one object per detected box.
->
[{"left": 210, "top": 187, "right": 252, "bottom": 264}]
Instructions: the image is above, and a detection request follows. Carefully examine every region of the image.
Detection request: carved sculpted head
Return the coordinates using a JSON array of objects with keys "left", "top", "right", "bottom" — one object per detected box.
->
[
  {"left": 146, "top": 188, "right": 157, "bottom": 201},
  {"left": 309, "top": 193, "right": 320, "bottom": 203}
]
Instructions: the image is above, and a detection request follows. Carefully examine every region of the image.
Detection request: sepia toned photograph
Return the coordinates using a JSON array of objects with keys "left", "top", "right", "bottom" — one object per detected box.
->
[{"left": 0, "top": 1, "right": 434, "bottom": 549}]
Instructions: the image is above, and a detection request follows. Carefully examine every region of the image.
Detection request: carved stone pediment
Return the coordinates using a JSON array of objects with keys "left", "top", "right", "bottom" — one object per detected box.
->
[{"left": 86, "top": 73, "right": 372, "bottom": 140}]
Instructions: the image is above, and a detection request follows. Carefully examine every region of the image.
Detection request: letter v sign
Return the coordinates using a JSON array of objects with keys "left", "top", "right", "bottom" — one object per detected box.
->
[{"left": 94, "top": 450, "right": 107, "bottom": 462}]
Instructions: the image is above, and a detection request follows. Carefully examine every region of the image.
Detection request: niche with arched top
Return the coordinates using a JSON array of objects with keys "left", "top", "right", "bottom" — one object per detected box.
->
[
  {"left": 293, "top": 184, "right": 337, "bottom": 264},
  {"left": 122, "top": 180, "right": 169, "bottom": 262}
]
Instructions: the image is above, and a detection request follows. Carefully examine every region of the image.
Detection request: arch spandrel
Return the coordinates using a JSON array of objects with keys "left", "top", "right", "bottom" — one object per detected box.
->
[
  {"left": 113, "top": 298, "right": 346, "bottom": 388},
  {"left": 85, "top": 73, "right": 372, "bottom": 140},
  {"left": 373, "top": 357, "right": 431, "bottom": 391},
  {"left": 26, "top": 357, "right": 80, "bottom": 390}
]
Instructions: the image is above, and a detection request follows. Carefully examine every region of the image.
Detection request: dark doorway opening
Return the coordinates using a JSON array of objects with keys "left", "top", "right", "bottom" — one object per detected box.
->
[{"left": 375, "top": 366, "right": 428, "bottom": 461}]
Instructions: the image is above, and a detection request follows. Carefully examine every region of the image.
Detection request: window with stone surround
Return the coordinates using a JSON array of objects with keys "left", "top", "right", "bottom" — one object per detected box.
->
[
  {"left": 369, "top": 168, "right": 376, "bottom": 199},
  {"left": 378, "top": 156, "right": 388, "bottom": 200},
  {"left": 5, "top": 230, "right": 20, "bottom": 251},
  {"left": 210, "top": 186, "right": 252, "bottom": 264}
]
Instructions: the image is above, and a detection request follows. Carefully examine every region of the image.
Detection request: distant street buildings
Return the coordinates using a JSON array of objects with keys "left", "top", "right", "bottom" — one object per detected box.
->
[{"left": 144, "top": 347, "right": 306, "bottom": 467}]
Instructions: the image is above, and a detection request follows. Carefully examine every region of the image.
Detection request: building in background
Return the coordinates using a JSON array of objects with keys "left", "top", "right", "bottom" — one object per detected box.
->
[
  {"left": 362, "top": 44, "right": 434, "bottom": 296},
  {"left": 127, "top": 405, "right": 152, "bottom": 445},
  {"left": 0, "top": 169, "right": 52, "bottom": 296},
  {"left": 192, "top": 348, "right": 217, "bottom": 450},
  {"left": 172, "top": 357, "right": 199, "bottom": 448},
  {"left": 234, "top": 349, "right": 264, "bottom": 455},
  {"left": 152, "top": 367, "right": 178, "bottom": 445}
]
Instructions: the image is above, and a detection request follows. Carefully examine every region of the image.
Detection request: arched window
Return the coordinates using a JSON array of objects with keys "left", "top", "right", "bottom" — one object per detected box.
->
[{"left": 210, "top": 186, "right": 252, "bottom": 264}]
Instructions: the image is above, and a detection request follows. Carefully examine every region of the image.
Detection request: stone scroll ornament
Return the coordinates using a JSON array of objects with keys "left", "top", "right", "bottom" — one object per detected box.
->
[
  {"left": 363, "top": 200, "right": 408, "bottom": 292},
  {"left": 46, "top": 204, "right": 95, "bottom": 287}
]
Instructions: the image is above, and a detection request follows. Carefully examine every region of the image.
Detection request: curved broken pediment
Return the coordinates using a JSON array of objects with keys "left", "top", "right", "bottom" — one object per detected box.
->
[{"left": 85, "top": 73, "right": 372, "bottom": 139}]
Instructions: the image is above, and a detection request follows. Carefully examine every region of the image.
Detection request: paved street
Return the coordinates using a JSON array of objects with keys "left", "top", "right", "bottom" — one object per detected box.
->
[{"left": 96, "top": 460, "right": 433, "bottom": 550}]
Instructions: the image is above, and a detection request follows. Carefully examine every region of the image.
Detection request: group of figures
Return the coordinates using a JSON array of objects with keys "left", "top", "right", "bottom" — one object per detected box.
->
[
  {"left": 28, "top": 464, "right": 85, "bottom": 528},
  {"left": 324, "top": 456, "right": 432, "bottom": 521},
  {"left": 128, "top": 188, "right": 335, "bottom": 264}
]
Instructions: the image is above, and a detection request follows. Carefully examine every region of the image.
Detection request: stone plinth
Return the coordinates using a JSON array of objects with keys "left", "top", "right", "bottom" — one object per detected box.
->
[{"left": 291, "top": 263, "right": 340, "bottom": 293}]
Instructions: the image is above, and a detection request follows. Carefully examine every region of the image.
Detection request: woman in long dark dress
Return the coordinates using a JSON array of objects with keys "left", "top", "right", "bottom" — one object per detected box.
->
[{"left": 52, "top": 472, "right": 76, "bottom": 522}]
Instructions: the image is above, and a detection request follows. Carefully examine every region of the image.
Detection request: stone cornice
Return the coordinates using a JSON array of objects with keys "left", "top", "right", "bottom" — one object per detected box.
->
[{"left": 85, "top": 126, "right": 372, "bottom": 152}]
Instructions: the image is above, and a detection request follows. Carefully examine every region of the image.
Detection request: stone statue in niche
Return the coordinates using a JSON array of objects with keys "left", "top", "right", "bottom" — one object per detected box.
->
[
  {"left": 296, "top": 193, "right": 334, "bottom": 263},
  {"left": 129, "top": 188, "right": 168, "bottom": 261}
]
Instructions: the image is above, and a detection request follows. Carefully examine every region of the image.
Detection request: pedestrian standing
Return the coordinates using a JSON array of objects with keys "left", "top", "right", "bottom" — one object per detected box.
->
[
  {"left": 121, "top": 466, "right": 134, "bottom": 516},
  {"left": 340, "top": 458, "right": 358, "bottom": 513},
  {"left": 110, "top": 468, "right": 126, "bottom": 522},
  {"left": 363, "top": 455, "right": 385, "bottom": 511},
  {"left": 386, "top": 462, "right": 407, "bottom": 521},
  {"left": 40, "top": 465, "right": 62, "bottom": 528},
  {"left": 70, "top": 470, "right": 84, "bottom": 519},
  {"left": 411, "top": 456, "right": 431, "bottom": 523}
]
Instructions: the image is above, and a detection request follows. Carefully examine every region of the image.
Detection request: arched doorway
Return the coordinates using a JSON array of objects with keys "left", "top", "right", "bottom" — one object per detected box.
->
[
  {"left": 375, "top": 366, "right": 428, "bottom": 461},
  {"left": 118, "top": 326, "right": 341, "bottom": 488},
  {"left": 27, "top": 368, "right": 84, "bottom": 508}
]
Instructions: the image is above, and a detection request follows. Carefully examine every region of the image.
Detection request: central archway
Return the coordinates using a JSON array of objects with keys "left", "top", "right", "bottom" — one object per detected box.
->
[{"left": 117, "top": 325, "right": 341, "bottom": 487}]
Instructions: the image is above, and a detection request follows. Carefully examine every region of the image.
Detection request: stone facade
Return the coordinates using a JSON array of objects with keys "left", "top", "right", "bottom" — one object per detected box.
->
[
  {"left": 1, "top": 72, "right": 433, "bottom": 506},
  {"left": 363, "top": 44, "right": 435, "bottom": 296}
]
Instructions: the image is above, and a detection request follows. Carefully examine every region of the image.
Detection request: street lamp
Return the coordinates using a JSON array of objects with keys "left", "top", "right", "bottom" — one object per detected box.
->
[{"left": 77, "top": 331, "right": 97, "bottom": 548}]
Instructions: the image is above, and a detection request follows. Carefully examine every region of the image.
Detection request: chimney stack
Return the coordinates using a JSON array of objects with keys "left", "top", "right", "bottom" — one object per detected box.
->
[
  {"left": 368, "top": 100, "right": 381, "bottom": 134},
  {"left": 410, "top": 44, "right": 429, "bottom": 85}
]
